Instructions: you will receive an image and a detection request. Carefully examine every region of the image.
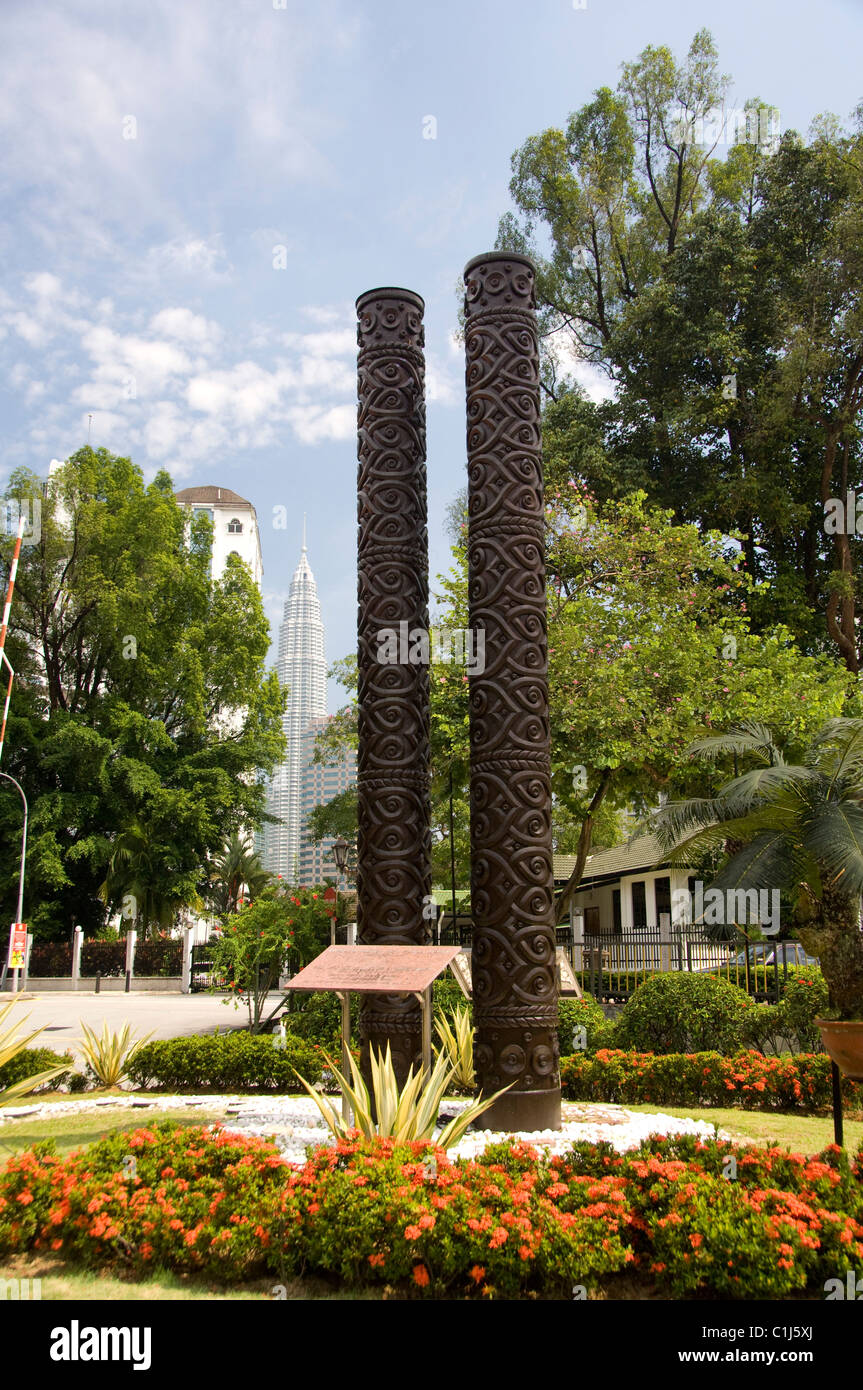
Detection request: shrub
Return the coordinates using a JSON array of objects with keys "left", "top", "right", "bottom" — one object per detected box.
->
[
  {"left": 614, "top": 974, "right": 752, "bottom": 1055},
  {"left": 0, "top": 1047, "right": 75, "bottom": 1093},
  {"left": 777, "top": 969, "right": 829, "bottom": 1053},
  {"left": 740, "top": 1001, "right": 788, "bottom": 1055},
  {"left": 432, "top": 976, "right": 469, "bottom": 1027},
  {"left": 0, "top": 1126, "right": 288, "bottom": 1280},
  {"left": 3, "top": 1125, "right": 862, "bottom": 1300},
  {"left": 559, "top": 1048, "right": 863, "bottom": 1112},
  {"left": 126, "top": 1032, "right": 323, "bottom": 1092},
  {"left": 284, "top": 992, "right": 345, "bottom": 1050},
  {"left": 557, "top": 995, "right": 616, "bottom": 1055}
]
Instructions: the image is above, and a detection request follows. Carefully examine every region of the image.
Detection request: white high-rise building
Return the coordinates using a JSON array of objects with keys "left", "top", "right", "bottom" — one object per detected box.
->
[
  {"left": 259, "top": 531, "right": 327, "bottom": 882},
  {"left": 174, "top": 486, "right": 263, "bottom": 586}
]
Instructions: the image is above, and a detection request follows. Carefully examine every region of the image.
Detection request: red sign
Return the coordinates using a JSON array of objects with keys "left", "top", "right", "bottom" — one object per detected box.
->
[
  {"left": 323, "top": 886, "right": 337, "bottom": 918},
  {"left": 7, "top": 923, "right": 26, "bottom": 969}
]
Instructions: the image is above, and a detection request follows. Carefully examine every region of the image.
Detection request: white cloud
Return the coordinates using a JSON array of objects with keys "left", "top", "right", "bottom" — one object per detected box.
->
[
  {"left": 148, "top": 308, "right": 222, "bottom": 348},
  {"left": 144, "top": 236, "right": 233, "bottom": 282},
  {"left": 0, "top": 2, "right": 359, "bottom": 272},
  {"left": 545, "top": 327, "right": 617, "bottom": 404},
  {"left": 286, "top": 403, "right": 355, "bottom": 445},
  {"left": 2, "top": 271, "right": 360, "bottom": 467},
  {"left": 426, "top": 352, "right": 459, "bottom": 406}
]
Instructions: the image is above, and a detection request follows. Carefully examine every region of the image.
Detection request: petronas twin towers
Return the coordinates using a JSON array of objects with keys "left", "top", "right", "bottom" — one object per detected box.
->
[{"left": 258, "top": 531, "right": 328, "bottom": 883}]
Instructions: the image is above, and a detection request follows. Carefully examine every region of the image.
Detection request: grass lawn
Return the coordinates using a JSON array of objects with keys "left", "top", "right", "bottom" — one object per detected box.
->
[
  {"left": 0, "top": 1253, "right": 378, "bottom": 1301},
  {"left": 627, "top": 1103, "right": 863, "bottom": 1154}
]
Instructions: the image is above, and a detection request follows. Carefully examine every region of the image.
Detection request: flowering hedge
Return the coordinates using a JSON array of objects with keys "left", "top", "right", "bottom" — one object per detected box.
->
[
  {"left": 2, "top": 1123, "right": 863, "bottom": 1298},
  {"left": 560, "top": 1049, "right": 863, "bottom": 1113}
]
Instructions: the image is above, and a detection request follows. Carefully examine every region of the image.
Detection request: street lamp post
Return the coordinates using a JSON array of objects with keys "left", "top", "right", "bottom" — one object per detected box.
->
[
  {"left": 0, "top": 770, "right": 28, "bottom": 994},
  {"left": 332, "top": 836, "right": 350, "bottom": 945}
]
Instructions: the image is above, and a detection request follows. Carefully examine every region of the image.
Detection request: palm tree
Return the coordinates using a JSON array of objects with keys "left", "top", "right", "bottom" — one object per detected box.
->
[
  {"left": 100, "top": 820, "right": 201, "bottom": 939},
  {"left": 206, "top": 834, "right": 271, "bottom": 919},
  {"left": 649, "top": 719, "right": 863, "bottom": 1020}
]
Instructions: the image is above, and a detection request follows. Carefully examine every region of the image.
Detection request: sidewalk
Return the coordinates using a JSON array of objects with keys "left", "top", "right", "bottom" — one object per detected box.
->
[{"left": 5, "top": 991, "right": 286, "bottom": 1058}]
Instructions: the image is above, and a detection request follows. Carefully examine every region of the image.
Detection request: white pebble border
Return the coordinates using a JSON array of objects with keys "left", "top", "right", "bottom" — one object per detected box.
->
[{"left": 0, "top": 1093, "right": 721, "bottom": 1166}]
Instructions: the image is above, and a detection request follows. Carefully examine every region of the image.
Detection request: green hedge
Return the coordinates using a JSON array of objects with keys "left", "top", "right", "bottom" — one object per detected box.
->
[
  {"left": 126, "top": 1032, "right": 324, "bottom": 1092},
  {"left": 0, "top": 1047, "right": 76, "bottom": 1093},
  {"left": 560, "top": 1048, "right": 863, "bottom": 1113}
]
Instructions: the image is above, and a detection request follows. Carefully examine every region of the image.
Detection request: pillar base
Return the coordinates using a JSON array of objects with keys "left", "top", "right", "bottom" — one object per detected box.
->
[{"left": 473, "top": 1086, "right": 561, "bottom": 1134}]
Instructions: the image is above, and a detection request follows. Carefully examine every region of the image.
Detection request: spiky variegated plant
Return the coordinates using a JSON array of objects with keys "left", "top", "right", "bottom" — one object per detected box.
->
[
  {"left": 293, "top": 1043, "right": 509, "bottom": 1146},
  {"left": 0, "top": 1000, "right": 73, "bottom": 1105},
  {"left": 434, "top": 1006, "right": 475, "bottom": 1090},
  {"left": 77, "top": 1021, "right": 153, "bottom": 1088},
  {"left": 650, "top": 718, "right": 863, "bottom": 1021}
]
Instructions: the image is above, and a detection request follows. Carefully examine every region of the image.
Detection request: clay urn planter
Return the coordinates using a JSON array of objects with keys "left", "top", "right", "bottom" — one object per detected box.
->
[{"left": 815, "top": 1019, "right": 863, "bottom": 1082}]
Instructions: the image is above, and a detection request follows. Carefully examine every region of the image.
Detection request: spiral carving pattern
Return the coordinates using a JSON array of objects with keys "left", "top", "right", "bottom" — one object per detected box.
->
[
  {"left": 464, "top": 254, "right": 560, "bottom": 1130},
  {"left": 355, "top": 288, "right": 432, "bottom": 1085}
]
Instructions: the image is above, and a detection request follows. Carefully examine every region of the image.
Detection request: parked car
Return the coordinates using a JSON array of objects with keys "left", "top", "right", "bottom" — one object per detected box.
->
[{"left": 694, "top": 941, "right": 819, "bottom": 973}]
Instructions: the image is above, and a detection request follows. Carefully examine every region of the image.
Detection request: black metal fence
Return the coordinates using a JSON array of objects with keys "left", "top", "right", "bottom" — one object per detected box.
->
[
  {"left": 81, "top": 941, "right": 126, "bottom": 976},
  {"left": 26, "top": 934, "right": 184, "bottom": 979},
  {"left": 189, "top": 942, "right": 230, "bottom": 993},
  {"left": 28, "top": 941, "right": 73, "bottom": 977},
  {"left": 577, "top": 926, "right": 805, "bottom": 1003},
  {"left": 134, "top": 938, "right": 183, "bottom": 976}
]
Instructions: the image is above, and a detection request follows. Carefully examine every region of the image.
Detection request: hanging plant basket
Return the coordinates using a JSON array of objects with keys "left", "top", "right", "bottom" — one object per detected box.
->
[{"left": 815, "top": 1019, "right": 863, "bottom": 1081}]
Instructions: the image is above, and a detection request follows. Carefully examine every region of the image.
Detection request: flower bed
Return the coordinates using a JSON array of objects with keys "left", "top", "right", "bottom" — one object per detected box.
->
[
  {"left": 560, "top": 1049, "right": 863, "bottom": 1113},
  {"left": 2, "top": 1123, "right": 862, "bottom": 1298}
]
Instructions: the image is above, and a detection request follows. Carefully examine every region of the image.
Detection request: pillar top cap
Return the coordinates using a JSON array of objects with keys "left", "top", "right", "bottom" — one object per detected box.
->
[
  {"left": 463, "top": 251, "right": 536, "bottom": 277},
  {"left": 355, "top": 287, "right": 425, "bottom": 313}
]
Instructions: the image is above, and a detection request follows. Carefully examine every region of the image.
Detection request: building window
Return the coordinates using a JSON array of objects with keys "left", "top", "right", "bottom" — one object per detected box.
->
[
  {"left": 654, "top": 877, "right": 671, "bottom": 930},
  {"left": 227, "top": 517, "right": 243, "bottom": 534},
  {"left": 631, "top": 881, "right": 647, "bottom": 930}
]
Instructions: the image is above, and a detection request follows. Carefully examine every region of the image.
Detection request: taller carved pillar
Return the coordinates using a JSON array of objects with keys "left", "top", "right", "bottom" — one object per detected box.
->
[
  {"left": 355, "top": 287, "right": 432, "bottom": 1087},
  {"left": 464, "top": 252, "right": 561, "bottom": 1132}
]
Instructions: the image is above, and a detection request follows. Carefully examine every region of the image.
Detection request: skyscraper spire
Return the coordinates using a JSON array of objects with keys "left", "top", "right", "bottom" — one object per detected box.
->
[{"left": 259, "top": 534, "right": 327, "bottom": 881}]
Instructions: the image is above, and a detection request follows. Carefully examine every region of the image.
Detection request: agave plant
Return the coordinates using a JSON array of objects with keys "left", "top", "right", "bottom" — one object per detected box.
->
[
  {"left": 77, "top": 1021, "right": 153, "bottom": 1088},
  {"left": 293, "top": 1043, "right": 510, "bottom": 1147},
  {"left": 434, "top": 1006, "right": 475, "bottom": 1090},
  {"left": 0, "top": 1000, "right": 72, "bottom": 1106}
]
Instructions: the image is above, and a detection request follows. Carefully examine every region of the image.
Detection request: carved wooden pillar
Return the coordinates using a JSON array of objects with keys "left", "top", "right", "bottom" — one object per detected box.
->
[
  {"left": 463, "top": 252, "right": 561, "bottom": 1132},
  {"left": 355, "top": 287, "right": 432, "bottom": 1087}
]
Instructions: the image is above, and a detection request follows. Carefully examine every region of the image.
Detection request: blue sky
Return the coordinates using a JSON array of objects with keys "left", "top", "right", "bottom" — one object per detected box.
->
[{"left": 1, "top": 0, "right": 861, "bottom": 709}]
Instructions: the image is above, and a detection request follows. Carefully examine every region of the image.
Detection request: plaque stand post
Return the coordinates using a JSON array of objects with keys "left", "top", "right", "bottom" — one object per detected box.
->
[
  {"left": 355, "top": 288, "right": 432, "bottom": 1091},
  {"left": 286, "top": 947, "right": 460, "bottom": 1125},
  {"left": 463, "top": 252, "right": 561, "bottom": 1132}
]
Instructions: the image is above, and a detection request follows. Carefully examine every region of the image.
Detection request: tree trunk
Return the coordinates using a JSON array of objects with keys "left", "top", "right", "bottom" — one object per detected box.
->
[
  {"left": 797, "top": 887, "right": 863, "bottom": 1020},
  {"left": 554, "top": 768, "right": 613, "bottom": 920}
]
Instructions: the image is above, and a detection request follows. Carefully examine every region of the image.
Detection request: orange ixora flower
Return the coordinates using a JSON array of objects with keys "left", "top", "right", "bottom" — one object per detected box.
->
[
  {"left": 469, "top": 1265, "right": 486, "bottom": 1284},
  {"left": 412, "top": 1264, "right": 430, "bottom": 1287}
]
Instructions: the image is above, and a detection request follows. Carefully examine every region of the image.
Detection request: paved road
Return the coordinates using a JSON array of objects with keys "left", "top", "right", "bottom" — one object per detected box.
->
[{"left": 6, "top": 991, "right": 286, "bottom": 1058}]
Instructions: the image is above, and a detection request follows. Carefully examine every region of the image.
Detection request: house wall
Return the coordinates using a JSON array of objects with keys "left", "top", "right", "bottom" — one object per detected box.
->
[{"left": 571, "top": 868, "right": 692, "bottom": 933}]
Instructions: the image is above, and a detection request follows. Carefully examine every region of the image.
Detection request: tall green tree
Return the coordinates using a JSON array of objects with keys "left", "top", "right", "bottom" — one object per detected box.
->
[
  {"left": 433, "top": 486, "right": 850, "bottom": 916},
  {"left": 0, "top": 447, "right": 285, "bottom": 938},
  {"left": 497, "top": 30, "right": 863, "bottom": 667}
]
